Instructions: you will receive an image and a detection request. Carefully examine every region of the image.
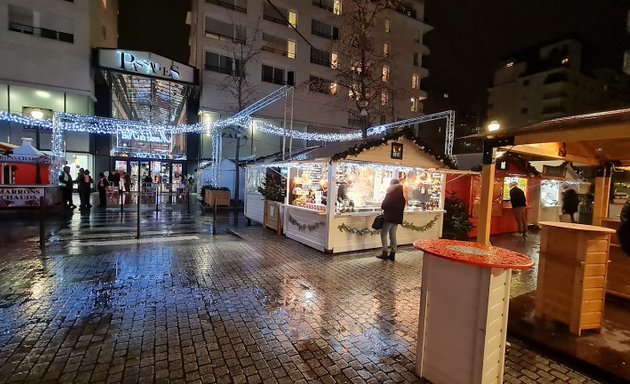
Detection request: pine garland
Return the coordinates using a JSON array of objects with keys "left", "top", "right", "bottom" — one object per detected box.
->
[
  {"left": 288, "top": 214, "right": 324, "bottom": 232},
  {"left": 337, "top": 214, "right": 440, "bottom": 236},
  {"left": 328, "top": 128, "right": 457, "bottom": 168}
]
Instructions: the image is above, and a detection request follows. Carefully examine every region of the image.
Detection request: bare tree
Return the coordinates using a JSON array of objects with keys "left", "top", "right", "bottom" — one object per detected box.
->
[
  {"left": 326, "top": 0, "right": 405, "bottom": 138},
  {"left": 208, "top": 17, "right": 264, "bottom": 204}
]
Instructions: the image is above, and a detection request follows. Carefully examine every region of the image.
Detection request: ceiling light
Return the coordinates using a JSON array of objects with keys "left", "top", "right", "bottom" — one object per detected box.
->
[
  {"left": 35, "top": 91, "right": 51, "bottom": 98},
  {"left": 30, "top": 109, "right": 44, "bottom": 119}
]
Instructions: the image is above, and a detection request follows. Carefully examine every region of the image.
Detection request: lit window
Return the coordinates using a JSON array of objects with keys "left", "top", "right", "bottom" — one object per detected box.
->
[
  {"left": 506, "top": 62, "right": 514, "bottom": 68},
  {"left": 385, "top": 18, "right": 390, "bottom": 33},
  {"left": 381, "top": 91, "right": 389, "bottom": 106},
  {"left": 382, "top": 66, "right": 390, "bottom": 82},
  {"left": 331, "top": 52, "right": 338, "bottom": 68},
  {"left": 330, "top": 82, "right": 338, "bottom": 95},
  {"left": 411, "top": 74, "right": 419, "bottom": 89},
  {"left": 562, "top": 58, "right": 569, "bottom": 65},
  {"left": 287, "top": 40, "right": 296, "bottom": 59},
  {"left": 333, "top": 0, "right": 342, "bottom": 15},
  {"left": 383, "top": 42, "right": 389, "bottom": 57},
  {"left": 410, "top": 97, "right": 418, "bottom": 112},
  {"left": 288, "top": 11, "right": 297, "bottom": 28}
]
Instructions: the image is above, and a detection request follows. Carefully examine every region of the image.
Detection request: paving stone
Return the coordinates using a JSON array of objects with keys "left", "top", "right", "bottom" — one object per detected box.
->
[{"left": 0, "top": 210, "right": 604, "bottom": 384}]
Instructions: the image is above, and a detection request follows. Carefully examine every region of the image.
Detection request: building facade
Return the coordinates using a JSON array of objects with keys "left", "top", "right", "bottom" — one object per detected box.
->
[
  {"left": 188, "top": 0, "right": 432, "bottom": 161},
  {"left": 0, "top": 0, "right": 117, "bottom": 179},
  {"left": 487, "top": 38, "right": 630, "bottom": 130}
]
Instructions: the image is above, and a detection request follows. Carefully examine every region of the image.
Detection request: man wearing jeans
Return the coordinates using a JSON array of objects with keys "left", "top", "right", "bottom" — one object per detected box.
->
[{"left": 509, "top": 181, "right": 528, "bottom": 239}]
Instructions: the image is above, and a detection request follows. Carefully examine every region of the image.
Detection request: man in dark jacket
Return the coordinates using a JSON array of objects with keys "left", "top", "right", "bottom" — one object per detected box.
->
[
  {"left": 378, "top": 179, "right": 406, "bottom": 261},
  {"left": 619, "top": 199, "right": 630, "bottom": 255},
  {"left": 509, "top": 181, "right": 528, "bottom": 238},
  {"left": 58, "top": 166, "right": 75, "bottom": 208},
  {"left": 562, "top": 187, "right": 580, "bottom": 223}
]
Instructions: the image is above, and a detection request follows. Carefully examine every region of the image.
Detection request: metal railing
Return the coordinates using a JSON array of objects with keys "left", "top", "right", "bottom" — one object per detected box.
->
[
  {"left": 206, "top": 0, "right": 246, "bottom": 13},
  {"left": 8, "top": 22, "right": 74, "bottom": 43}
]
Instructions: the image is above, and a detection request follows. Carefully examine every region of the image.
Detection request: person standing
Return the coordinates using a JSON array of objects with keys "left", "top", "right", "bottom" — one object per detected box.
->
[
  {"left": 378, "top": 179, "right": 406, "bottom": 261},
  {"left": 97, "top": 172, "right": 108, "bottom": 207},
  {"left": 562, "top": 187, "right": 580, "bottom": 223},
  {"left": 58, "top": 166, "right": 75, "bottom": 208},
  {"left": 78, "top": 169, "right": 93, "bottom": 208},
  {"left": 509, "top": 181, "right": 528, "bottom": 238},
  {"left": 76, "top": 168, "right": 86, "bottom": 208}
]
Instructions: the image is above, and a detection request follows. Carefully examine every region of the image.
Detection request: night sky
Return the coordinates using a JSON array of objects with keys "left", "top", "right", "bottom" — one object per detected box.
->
[{"left": 118, "top": 0, "right": 630, "bottom": 118}]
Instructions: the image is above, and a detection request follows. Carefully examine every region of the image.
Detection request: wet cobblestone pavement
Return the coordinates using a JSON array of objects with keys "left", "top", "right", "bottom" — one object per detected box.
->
[{"left": 0, "top": 208, "right": 606, "bottom": 383}]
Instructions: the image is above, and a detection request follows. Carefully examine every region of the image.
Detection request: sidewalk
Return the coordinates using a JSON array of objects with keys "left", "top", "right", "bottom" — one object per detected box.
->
[{"left": 0, "top": 214, "right": 607, "bottom": 383}]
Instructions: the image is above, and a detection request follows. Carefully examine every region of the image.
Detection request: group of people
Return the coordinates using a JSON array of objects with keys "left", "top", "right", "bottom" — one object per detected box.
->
[{"left": 58, "top": 166, "right": 99, "bottom": 209}]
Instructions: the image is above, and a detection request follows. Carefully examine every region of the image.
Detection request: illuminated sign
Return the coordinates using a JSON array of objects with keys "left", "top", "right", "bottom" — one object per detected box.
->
[
  {"left": 119, "top": 132, "right": 171, "bottom": 144},
  {"left": 391, "top": 142, "right": 403, "bottom": 160},
  {"left": 97, "top": 49, "right": 195, "bottom": 83}
]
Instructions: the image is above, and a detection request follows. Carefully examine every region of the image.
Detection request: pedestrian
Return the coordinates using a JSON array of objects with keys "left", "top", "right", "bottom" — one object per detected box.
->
[
  {"left": 509, "top": 181, "right": 528, "bottom": 238},
  {"left": 58, "top": 165, "right": 75, "bottom": 208},
  {"left": 76, "top": 168, "right": 85, "bottom": 208},
  {"left": 79, "top": 170, "right": 93, "bottom": 208},
  {"left": 97, "top": 172, "right": 108, "bottom": 207},
  {"left": 562, "top": 187, "right": 580, "bottom": 223},
  {"left": 378, "top": 179, "right": 406, "bottom": 261},
  {"left": 124, "top": 172, "right": 131, "bottom": 192}
]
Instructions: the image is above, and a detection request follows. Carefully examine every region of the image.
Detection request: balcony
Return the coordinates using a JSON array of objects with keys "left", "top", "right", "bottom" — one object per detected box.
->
[
  {"left": 262, "top": 45, "right": 289, "bottom": 57},
  {"left": 9, "top": 22, "right": 74, "bottom": 43},
  {"left": 206, "top": 0, "right": 246, "bottom": 13},
  {"left": 204, "top": 64, "right": 233, "bottom": 75},
  {"left": 205, "top": 31, "right": 245, "bottom": 45},
  {"left": 313, "top": 0, "right": 334, "bottom": 12},
  {"left": 263, "top": 13, "right": 287, "bottom": 25}
]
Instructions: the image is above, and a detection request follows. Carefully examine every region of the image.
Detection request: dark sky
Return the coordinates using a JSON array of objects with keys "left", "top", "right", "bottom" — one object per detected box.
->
[
  {"left": 423, "top": 0, "right": 630, "bottom": 116},
  {"left": 118, "top": 0, "right": 630, "bottom": 117}
]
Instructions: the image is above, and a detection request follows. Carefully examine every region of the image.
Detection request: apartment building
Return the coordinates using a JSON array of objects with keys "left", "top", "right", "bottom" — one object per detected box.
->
[
  {"left": 0, "top": 0, "right": 117, "bottom": 174},
  {"left": 188, "top": 0, "right": 432, "bottom": 159},
  {"left": 487, "top": 38, "right": 630, "bottom": 130}
]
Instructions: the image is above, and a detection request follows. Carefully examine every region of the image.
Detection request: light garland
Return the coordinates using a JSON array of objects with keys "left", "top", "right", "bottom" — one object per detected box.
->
[{"left": 287, "top": 214, "right": 324, "bottom": 231}]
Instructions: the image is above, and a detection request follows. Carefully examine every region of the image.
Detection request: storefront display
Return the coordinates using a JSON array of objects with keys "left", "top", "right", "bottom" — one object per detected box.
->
[{"left": 245, "top": 132, "right": 456, "bottom": 253}]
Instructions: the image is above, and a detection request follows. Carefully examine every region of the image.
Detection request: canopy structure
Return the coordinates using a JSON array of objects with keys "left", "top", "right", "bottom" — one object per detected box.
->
[{"left": 474, "top": 108, "right": 630, "bottom": 244}]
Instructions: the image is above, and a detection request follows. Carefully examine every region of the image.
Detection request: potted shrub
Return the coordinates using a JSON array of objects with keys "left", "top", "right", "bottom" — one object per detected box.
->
[
  {"left": 258, "top": 172, "right": 284, "bottom": 234},
  {"left": 442, "top": 193, "right": 474, "bottom": 240}
]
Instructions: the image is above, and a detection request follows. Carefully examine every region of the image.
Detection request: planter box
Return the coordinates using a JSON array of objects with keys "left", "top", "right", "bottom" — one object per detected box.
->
[
  {"left": 263, "top": 201, "right": 283, "bottom": 235},
  {"left": 204, "top": 190, "right": 231, "bottom": 207}
]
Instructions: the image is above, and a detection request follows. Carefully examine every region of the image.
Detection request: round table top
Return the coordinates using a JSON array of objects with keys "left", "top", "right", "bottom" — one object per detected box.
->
[{"left": 413, "top": 239, "right": 534, "bottom": 270}]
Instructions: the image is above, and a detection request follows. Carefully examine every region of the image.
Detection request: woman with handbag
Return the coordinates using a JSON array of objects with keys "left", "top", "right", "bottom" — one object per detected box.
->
[{"left": 378, "top": 179, "right": 406, "bottom": 261}]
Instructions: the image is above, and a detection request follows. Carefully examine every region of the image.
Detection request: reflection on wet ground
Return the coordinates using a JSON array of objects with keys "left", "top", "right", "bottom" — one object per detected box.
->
[{"left": 0, "top": 208, "right": 605, "bottom": 383}]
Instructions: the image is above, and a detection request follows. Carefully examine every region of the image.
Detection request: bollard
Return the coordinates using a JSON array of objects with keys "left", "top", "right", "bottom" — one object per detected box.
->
[
  {"left": 39, "top": 196, "right": 45, "bottom": 248},
  {"left": 212, "top": 197, "right": 217, "bottom": 235}
]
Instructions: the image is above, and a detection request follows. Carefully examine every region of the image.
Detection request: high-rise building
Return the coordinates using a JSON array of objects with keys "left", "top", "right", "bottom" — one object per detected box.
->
[
  {"left": 0, "top": 0, "right": 117, "bottom": 175},
  {"left": 188, "top": 0, "right": 432, "bottom": 160},
  {"left": 487, "top": 38, "right": 630, "bottom": 130}
]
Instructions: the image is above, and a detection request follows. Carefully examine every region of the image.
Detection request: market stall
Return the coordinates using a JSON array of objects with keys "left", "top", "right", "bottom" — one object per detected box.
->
[
  {"left": 0, "top": 138, "right": 62, "bottom": 207},
  {"left": 245, "top": 132, "right": 456, "bottom": 253},
  {"left": 534, "top": 162, "right": 590, "bottom": 224}
]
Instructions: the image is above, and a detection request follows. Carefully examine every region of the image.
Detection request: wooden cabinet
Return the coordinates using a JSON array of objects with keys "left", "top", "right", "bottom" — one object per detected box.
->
[
  {"left": 204, "top": 189, "right": 230, "bottom": 207},
  {"left": 601, "top": 219, "right": 630, "bottom": 300},
  {"left": 536, "top": 222, "right": 616, "bottom": 335}
]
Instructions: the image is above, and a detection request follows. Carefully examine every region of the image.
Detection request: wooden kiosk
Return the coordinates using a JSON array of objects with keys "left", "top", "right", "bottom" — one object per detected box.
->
[
  {"left": 413, "top": 239, "right": 533, "bottom": 384},
  {"left": 536, "top": 221, "right": 616, "bottom": 335}
]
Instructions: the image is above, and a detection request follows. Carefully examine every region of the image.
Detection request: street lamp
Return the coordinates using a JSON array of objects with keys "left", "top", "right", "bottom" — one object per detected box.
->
[{"left": 487, "top": 120, "right": 501, "bottom": 132}]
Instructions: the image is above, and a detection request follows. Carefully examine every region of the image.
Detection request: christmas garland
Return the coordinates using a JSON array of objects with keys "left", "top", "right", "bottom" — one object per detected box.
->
[
  {"left": 337, "top": 214, "right": 440, "bottom": 236},
  {"left": 287, "top": 213, "right": 324, "bottom": 232}
]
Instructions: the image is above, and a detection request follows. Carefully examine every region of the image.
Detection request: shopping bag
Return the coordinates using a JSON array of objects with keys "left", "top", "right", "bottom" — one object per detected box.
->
[{"left": 372, "top": 214, "right": 384, "bottom": 230}]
